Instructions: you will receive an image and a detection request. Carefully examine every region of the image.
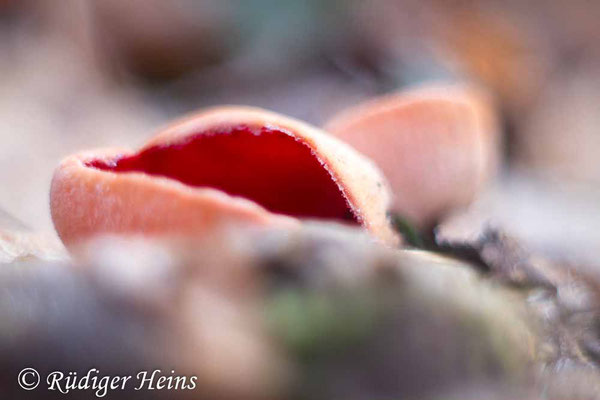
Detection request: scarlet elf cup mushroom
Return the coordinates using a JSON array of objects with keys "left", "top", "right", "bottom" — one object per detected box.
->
[
  {"left": 50, "top": 107, "right": 399, "bottom": 249},
  {"left": 325, "top": 84, "right": 500, "bottom": 229}
]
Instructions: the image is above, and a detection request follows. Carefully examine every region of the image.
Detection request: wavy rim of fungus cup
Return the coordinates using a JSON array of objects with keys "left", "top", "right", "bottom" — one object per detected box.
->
[{"left": 50, "top": 106, "right": 399, "bottom": 250}]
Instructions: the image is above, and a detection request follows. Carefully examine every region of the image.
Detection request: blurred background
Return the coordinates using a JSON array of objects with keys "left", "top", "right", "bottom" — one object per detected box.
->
[{"left": 1, "top": 0, "right": 599, "bottom": 264}]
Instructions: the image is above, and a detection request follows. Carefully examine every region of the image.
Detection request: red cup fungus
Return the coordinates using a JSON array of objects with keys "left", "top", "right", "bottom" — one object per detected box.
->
[
  {"left": 324, "top": 84, "right": 500, "bottom": 229},
  {"left": 51, "top": 106, "right": 398, "bottom": 249}
]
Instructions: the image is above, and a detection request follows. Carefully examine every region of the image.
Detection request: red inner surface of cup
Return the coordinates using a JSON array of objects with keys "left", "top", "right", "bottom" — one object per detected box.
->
[{"left": 87, "top": 124, "right": 358, "bottom": 223}]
